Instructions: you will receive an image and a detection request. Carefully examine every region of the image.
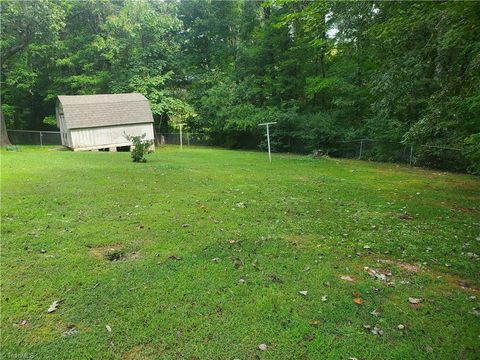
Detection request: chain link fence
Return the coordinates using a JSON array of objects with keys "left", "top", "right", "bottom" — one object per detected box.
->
[
  {"left": 155, "top": 132, "right": 210, "bottom": 146},
  {"left": 6, "top": 130, "right": 210, "bottom": 147},
  {"left": 324, "top": 139, "right": 468, "bottom": 172},
  {"left": 6, "top": 130, "right": 468, "bottom": 172},
  {"left": 7, "top": 130, "right": 62, "bottom": 146}
]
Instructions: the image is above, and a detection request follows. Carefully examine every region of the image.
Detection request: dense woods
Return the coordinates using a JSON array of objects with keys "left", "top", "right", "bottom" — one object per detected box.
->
[{"left": 1, "top": 0, "right": 479, "bottom": 172}]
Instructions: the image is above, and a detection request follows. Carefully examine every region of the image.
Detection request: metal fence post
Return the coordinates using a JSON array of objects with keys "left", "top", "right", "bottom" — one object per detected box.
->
[
  {"left": 187, "top": 132, "right": 190, "bottom": 147},
  {"left": 358, "top": 139, "right": 363, "bottom": 160},
  {"left": 409, "top": 144, "right": 414, "bottom": 166},
  {"left": 40, "top": 131, "right": 43, "bottom": 146}
]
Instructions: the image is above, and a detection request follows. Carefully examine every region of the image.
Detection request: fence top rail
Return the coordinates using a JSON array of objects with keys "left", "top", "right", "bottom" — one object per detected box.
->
[
  {"left": 6, "top": 130, "right": 463, "bottom": 152},
  {"left": 7, "top": 129, "right": 60, "bottom": 134},
  {"left": 421, "top": 144, "right": 462, "bottom": 151},
  {"left": 7, "top": 129, "right": 208, "bottom": 136},
  {"left": 156, "top": 132, "right": 206, "bottom": 135},
  {"left": 336, "top": 139, "right": 367, "bottom": 143},
  {"left": 335, "top": 139, "right": 463, "bottom": 151},
  {"left": 336, "top": 139, "right": 405, "bottom": 144}
]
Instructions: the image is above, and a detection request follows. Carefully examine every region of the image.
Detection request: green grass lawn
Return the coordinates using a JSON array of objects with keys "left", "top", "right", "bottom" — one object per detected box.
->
[{"left": 1, "top": 146, "right": 479, "bottom": 359}]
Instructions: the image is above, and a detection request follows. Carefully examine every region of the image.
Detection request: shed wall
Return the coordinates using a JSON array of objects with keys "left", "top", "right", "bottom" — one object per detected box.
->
[
  {"left": 70, "top": 123, "right": 154, "bottom": 150},
  {"left": 56, "top": 103, "right": 73, "bottom": 147}
]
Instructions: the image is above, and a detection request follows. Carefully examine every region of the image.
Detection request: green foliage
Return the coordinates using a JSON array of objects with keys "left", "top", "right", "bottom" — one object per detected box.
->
[
  {"left": 42, "top": 115, "right": 57, "bottom": 127},
  {"left": 463, "top": 134, "right": 480, "bottom": 175},
  {"left": 124, "top": 133, "right": 154, "bottom": 163}
]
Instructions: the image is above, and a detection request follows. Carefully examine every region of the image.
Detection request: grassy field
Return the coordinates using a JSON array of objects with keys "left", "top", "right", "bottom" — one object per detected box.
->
[{"left": 1, "top": 146, "right": 479, "bottom": 359}]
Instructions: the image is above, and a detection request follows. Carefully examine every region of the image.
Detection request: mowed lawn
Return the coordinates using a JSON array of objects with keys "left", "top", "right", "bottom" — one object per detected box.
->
[{"left": 1, "top": 146, "right": 479, "bottom": 360}]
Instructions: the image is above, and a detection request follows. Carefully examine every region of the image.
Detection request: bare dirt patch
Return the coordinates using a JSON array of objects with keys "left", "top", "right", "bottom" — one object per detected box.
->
[
  {"left": 443, "top": 275, "right": 480, "bottom": 293},
  {"left": 375, "top": 257, "right": 479, "bottom": 293},
  {"left": 451, "top": 206, "right": 478, "bottom": 214},
  {"left": 88, "top": 245, "right": 122, "bottom": 259},
  {"left": 443, "top": 178, "right": 480, "bottom": 192},
  {"left": 377, "top": 258, "right": 421, "bottom": 273}
]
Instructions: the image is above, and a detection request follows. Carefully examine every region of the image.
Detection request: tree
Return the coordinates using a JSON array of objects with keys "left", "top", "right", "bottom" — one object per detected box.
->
[
  {"left": 1, "top": 109, "right": 11, "bottom": 146},
  {"left": 1, "top": 0, "right": 66, "bottom": 130}
]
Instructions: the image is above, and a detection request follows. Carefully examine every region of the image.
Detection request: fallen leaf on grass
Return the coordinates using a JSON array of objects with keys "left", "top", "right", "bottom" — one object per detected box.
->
[
  {"left": 47, "top": 300, "right": 62, "bottom": 313},
  {"left": 365, "top": 267, "right": 394, "bottom": 283},
  {"left": 364, "top": 324, "right": 383, "bottom": 335},
  {"left": 106, "top": 325, "right": 112, "bottom": 332},
  {"left": 258, "top": 343, "right": 267, "bottom": 351},
  {"left": 353, "top": 298, "right": 362, "bottom": 305},
  {"left": 340, "top": 275, "right": 355, "bottom": 282},
  {"left": 321, "top": 295, "right": 327, "bottom": 302},
  {"left": 408, "top": 297, "right": 421, "bottom": 304},
  {"left": 398, "top": 213, "right": 413, "bottom": 220},
  {"left": 470, "top": 308, "right": 480, "bottom": 317},
  {"left": 62, "top": 325, "right": 78, "bottom": 337},
  {"left": 211, "top": 257, "right": 220, "bottom": 262},
  {"left": 269, "top": 273, "right": 283, "bottom": 283},
  {"left": 309, "top": 320, "right": 321, "bottom": 327},
  {"left": 303, "top": 334, "right": 314, "bottom": 341},
  {"left": 299, "top": 290, "right": 308, "bottom": 296},
  {"left": 168, "top": 255, "right": 182, "bottom": 261},
  {"left": 370, "top": 309, "right": 380, "bottom": 317},
  {"left": 233, "top": 258, "right": 244, "bottom": 268}
]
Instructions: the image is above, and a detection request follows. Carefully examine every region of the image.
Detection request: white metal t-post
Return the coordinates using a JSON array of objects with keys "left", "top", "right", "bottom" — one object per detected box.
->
[
  {"left": 258, "top": 122, "right": 277, "bottom": 162},
  {"left": 179, "top": 123, "right": 186, "bottom": 149}
]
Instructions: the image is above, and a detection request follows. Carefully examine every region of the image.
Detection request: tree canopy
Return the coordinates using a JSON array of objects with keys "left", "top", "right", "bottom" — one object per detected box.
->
[{"left": 1, "top": 0, "right": 479, "bottom": 171}]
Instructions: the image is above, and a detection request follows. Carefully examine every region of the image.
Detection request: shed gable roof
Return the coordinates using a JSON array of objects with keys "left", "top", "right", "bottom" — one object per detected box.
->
[{"left": 57, "top": 93, "right": 154, "bottom": 130}]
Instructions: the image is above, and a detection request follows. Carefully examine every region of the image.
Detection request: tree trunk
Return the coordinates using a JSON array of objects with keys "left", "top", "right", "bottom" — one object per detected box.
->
[{"left": 1, "top": 109, "right": 12, "bottom": 146}]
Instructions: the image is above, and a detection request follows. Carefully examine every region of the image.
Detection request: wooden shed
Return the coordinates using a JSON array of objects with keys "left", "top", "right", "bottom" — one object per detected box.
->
[{"left": 56, "top": 93, "right": 155, "bottom": 151}]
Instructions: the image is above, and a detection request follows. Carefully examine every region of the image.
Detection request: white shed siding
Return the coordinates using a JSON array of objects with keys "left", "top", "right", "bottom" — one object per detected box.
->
[
  {"left": 56, "top": 103, "right": 73, "bottom": 147},
  {"left": 70, "top": 123, "right": 154, "bottom": 150}
]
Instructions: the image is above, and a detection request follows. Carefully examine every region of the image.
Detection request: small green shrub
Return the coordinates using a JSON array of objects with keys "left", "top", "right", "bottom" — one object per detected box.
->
[{"left": 124, "top": 133, "right": 154, "bottom": 163}]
